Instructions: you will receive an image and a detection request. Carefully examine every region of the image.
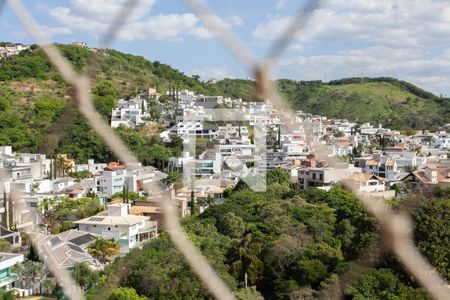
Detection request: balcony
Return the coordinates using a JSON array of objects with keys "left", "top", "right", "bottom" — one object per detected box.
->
[
  {"left": 138, "top": 221, "right": 157, "bottom": 234},
  {"left": 0, "top": 272, "right": 16, "bottom": 288}
]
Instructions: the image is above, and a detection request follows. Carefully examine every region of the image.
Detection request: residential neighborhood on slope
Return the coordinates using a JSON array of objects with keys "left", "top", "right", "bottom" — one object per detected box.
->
[{"left": 0, "top": 86, "right": 449, "bottom": 297}]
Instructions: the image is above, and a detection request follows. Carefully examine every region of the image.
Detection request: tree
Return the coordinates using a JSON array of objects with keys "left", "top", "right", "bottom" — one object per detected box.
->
[
  {"left": 345, "top": 268, "right": 427, "bottom": 299},
  {"left": 88, "top": 237, "right": 120, "bottom": 264},
  {"left": 266, "top": 168, "right": 290, "bottom": 186},
  {"left": 0, "top": 289, "right": 16, "bottom": 300},
  {"left": 107, "top": 287, "right": 147, "bottom": 300},
  {"left": 412, "top": 198, "right": 450, "bottom": 280},
  {"left": 196, "top": 195, "right": 215, "bottom": 212},
  {"left": 69, "top": 170, "right": 92, "bottom": 181},
  {"left": 11, "top": 262, "right": 28, "bottom": 289},
  {"left": 30, "top": 182, "right": 40, "bottom": 194},
  {"left": 162, "top": 171, "right": 181, "bottom": 185},
  {"left": 30, "top": 261, "right": 47, "bottom": 294},
  {"left": 294, "top": 259, "right": 328, "bottom": 287},
  {"left": 230, "top": 233, "right": 264, "bottom": 287},
  {"left": 41, "top": 279, "right": 56, "bottom": 295},
  {"left": 28, "top": 244, "right": 40, "bottom": 261},
  {"left": 147, "top": 144, "right": 170, "bottom": 169},
  {"left": 235, "top": 287, "right": 264, "bottom": 300},
  {"left": 72, "top": 262, "right": 98, "bottom": 291},
  {"left": 217, "top": 212, "right": 245, "bottom": 238},
  {"left": 0, "top": 239, "right": 11, "bottom": 252}
]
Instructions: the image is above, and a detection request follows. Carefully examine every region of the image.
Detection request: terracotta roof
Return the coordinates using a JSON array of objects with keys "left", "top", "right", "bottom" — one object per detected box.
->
[
  {"left": 410, "top": 167, "right": 450, "bottom": 184},
  {"left": 129, "top": 206, "right": 161, "bottom": 215},
  {"left": 386, "top": 159, "right": 395, "bottom": 167},
  {"left": 105, "top": 161, "right": 125, "bottom": 171},
  {"left": 366, "top": 160, "right": 379, "bottom": 166}
]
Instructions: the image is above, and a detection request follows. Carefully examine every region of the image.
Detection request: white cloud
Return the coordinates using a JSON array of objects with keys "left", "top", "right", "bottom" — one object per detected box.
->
[
  {"left": 228, "top": 15, "right": 244, "bottom": 27},
  {"left": 253, "top": 0, "right": 450, "bottom": 94},
  {"left": 120, "top": 13, "right": 199, "bottom": 41},
  {"left": 287, "top": 44, "right": 304, "bottom": 52},
  {"left": 252, "top": 0, "right": 450, "bottom": 47},
  {"left": 277, "top": 46, "right": 450, "bottom": 94},
  {"left": 48, "top": 0, "right": 245, "bottom": 42},
  {"left": 275, "top": 0, "right": 288, "bottom": 10},
  {"left": 11, "top": 26, "right": 73, "bottom": 41},
  {"left": 48, "top": 0, "right": 208, "bottom": 41},
  {"left": 41, "top": 26, "right": 73, "bottom": 38}
]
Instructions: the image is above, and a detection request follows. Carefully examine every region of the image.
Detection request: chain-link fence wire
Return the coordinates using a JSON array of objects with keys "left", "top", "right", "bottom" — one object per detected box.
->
[{"left": 3, "top": 0, "right": 450, "bottom": 299}]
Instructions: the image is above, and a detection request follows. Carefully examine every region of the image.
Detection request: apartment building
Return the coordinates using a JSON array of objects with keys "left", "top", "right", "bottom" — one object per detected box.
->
[{"left": 97, "top": 162, "right": 126, "bottom": 197}]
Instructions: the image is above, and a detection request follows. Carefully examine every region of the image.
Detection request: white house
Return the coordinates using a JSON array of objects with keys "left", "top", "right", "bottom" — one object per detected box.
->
[
  {"left": 345, "top": 173, "right": 387, "bottom": 193},
  {"left": 169, "top": 118, "right": 219, "bottom": 139},
  {"left": 298, "top": 164, "right": 362, "bottom": 189},
  {"left": 125, "top": 166, "right": 167, "bottom": 194},
  {"left": 0, "top": 252, "right": 24, "bottom": 290},
  {"left": 111, "top": 98, "right": 150, "bottom": 128},
  {"left": 215, "top": 143, "right": 255, "bottom": 158},
  {"left": 74, "top": 203, "right": 157, "bottom": 254},
  {"left": 97, "top": 162, "right": 126, "bottom": 197},
  {"left": 75, "top": 159, "right": 107, "bottom": 175},
  {"left": 430, "top": 132, "right": 450, "bottom": 149}
]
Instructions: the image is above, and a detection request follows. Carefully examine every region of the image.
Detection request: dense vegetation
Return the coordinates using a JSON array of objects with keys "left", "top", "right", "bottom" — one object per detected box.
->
[
  {"left": 88, "top": 173, "right": 383, "bottom": 299},
  {"left": 39, "top": 196, "right": 103, "bottom": 234},
  {"left": 1, "top": 43, "right": 449, "bottom": 163},
  {"left": 412, "top": 197, "right": 450, "bottom": 281},
  {"left": 83, "top": 184, "right": 449, "bottom": 300}
]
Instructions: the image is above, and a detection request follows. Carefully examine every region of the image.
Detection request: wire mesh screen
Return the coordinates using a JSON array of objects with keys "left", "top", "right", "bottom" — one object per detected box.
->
[{"left": 2, "top": 0, "right": 450, "bottom": 299}]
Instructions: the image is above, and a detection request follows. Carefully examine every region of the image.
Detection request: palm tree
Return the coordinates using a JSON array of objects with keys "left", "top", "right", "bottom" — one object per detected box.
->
[
  {"left": 87, "top": 237, "right": 120, "bottom": 264},
  {"left": 72, "top": 262, "right": 98, "bottom": 291},
  {"left": 30, "top": 261, "right": 47, "bottom": 294},
  {"left": 230, "top": 233, "right": 263, "bottom": 288},
  {"left": 11, "top": 262, "right": 27, "bottom": 289},
  {"left": 41, "top": 279, "right": 55, "bottom": 295}
]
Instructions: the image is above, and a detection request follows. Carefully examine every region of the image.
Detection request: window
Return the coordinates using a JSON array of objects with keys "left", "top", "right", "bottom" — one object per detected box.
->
[
  {"left": 312, "top": 173, "right": 316, "bottom": 180},
  {"left": 319, "top": 174, "right": 323, "bottom": 181}
]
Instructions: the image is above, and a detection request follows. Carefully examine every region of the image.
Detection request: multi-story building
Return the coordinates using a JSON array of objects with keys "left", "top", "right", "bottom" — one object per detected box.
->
[
  {"left": 97, "top": 162, "right": 126, "bottom": 197},
  {"left": 214, "top": 143, "right": 255, "bottom": 158},
  {"left": 170, "top": 118, "right": 219, "bottom": 139},
  {"left": 430, "top": 132, "right": 450, "bottom": 149},
  {"left": 0, "top": 43, "right": 29, "bottom": 59},
  {"left": 75, "top": 159, "right": 107, "bottom": 175},
  {"left": 74, "top": 203, "right": 157, "bottom": 254},
  {"left": 298, "top": 164, "right": 362, "bottom": 189},
  {"left": 111, "top": 98, "right": 150, "bottom": 128},
  {"left": 125, "top": 166, "right": 167, "bottom": 194},
  {"left": 0, "top": 252, "right": 24, "bottom": 290}
]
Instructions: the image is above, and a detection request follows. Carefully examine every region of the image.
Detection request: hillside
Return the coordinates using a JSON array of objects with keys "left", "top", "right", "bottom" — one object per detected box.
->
[
  {"left": 0, "top": 44, "right": 449, "bottom": 162},
  {"left": 277, "top": 77, "right": 450, "bottom": 131},
  {"left": 0, "top": 44, "right": 226, "bottom": 162}
]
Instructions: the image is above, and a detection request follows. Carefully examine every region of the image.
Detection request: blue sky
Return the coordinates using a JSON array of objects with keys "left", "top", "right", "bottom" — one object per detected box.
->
[{"left": 2, "top": 0, "right": 450, "bottom": 95}]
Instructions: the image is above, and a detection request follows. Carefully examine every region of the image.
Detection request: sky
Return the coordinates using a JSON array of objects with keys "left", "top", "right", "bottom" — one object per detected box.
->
[{"left": 2, "top": 0, "right": 450, "bottom": 95}]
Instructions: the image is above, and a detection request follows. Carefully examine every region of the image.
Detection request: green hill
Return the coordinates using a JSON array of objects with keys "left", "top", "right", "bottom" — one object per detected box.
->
[
  {"left": 277, "top": 77, "right": 450, "bottom": 131},
  {"left": 0, "top": 44, "right": 448, "bottom": 162}
]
